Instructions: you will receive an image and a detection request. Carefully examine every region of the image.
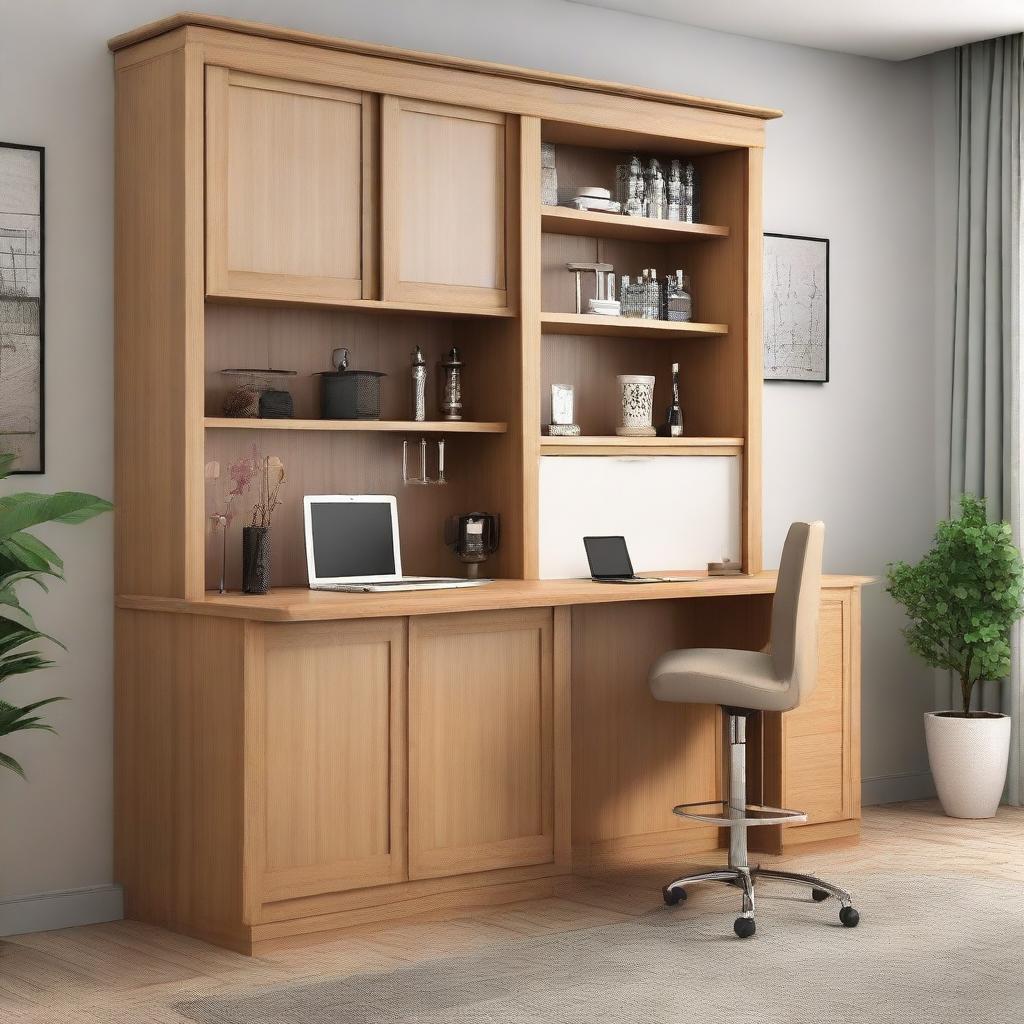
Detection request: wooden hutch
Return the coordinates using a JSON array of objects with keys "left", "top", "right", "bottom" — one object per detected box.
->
[{"left": 111, "top": 13, "right": 866, "bottom": 954}]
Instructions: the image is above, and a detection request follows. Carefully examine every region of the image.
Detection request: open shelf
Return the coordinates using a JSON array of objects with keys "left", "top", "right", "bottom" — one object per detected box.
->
[
  {"left": 540, "top": 435, "right": 743, "bottom": 456},
  {"left": 541, "top": 312, "right": 727, "bottom": 339},
  {"left": 541, "top": 205, "right": 729, "bottom": 242},
  {"left": 205, "top": 418, "right": 508, "bottom": 433}
]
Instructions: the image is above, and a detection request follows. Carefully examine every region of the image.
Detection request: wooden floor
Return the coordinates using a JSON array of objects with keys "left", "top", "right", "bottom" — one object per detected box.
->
[{"left": 2, "top": 801, "right": 1021, "bottom": 1024}]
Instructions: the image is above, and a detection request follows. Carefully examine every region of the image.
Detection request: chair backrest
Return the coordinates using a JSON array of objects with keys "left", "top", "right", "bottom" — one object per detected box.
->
[{"left": 769, "top": 521, "right": 825, "bottom": 709}]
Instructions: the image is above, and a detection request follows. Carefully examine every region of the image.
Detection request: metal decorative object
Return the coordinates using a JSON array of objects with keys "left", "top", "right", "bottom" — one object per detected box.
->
[
  {"left": 402, "top": 438, "right": 447, "bottom": 486},
  {"left": 439, "top": 347, "right": 463, "bottom": 421},
  {"left": 318, "top": 348, "right": 386, "bottom": 419},
  {"left": 547, "top": 383, "right": 580, "bottom": 437},
  {"left": 566, "top": 262, "right": 614, "bottom": 315},
  {"left": 241, "top": 526, "right": 270, "bottom": 595},
  {"left": 411, "top": 345, "right": 426, "bottom": 421}
]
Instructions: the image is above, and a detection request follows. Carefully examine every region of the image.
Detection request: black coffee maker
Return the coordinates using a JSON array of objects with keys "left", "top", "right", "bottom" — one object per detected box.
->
[{"left": 445, "top": 513, "right": 500, "bottom": 578}]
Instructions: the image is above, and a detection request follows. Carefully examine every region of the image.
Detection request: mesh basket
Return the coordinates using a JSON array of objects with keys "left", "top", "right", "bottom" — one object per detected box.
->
[{"left": 319, "top": 370, "right": 386, "bottom": 420}]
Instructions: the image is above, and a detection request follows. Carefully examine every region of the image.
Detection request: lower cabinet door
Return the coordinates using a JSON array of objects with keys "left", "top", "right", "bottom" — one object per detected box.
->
[
  {"left": 783, "top": 591, "right": 857, "bottom": 824},
  {"left": 408, "top": 609, "right": 555, "bottom": 880},
  {"left": 250, "top": 619, "right": 407, "bottom": 906}
]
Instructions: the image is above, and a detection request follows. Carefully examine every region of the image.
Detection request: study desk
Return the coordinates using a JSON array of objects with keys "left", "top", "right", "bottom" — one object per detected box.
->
[{"left": 115, "top": 573, "right": 869, "bottom": 953}]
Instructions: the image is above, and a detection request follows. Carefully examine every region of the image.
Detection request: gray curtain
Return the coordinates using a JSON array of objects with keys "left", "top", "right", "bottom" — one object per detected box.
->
[{"left": 949, "top": 35, "right": 1023, "bottom": 804}]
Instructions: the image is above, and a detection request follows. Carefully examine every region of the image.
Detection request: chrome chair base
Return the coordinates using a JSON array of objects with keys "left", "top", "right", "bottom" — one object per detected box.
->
[
  {"left": 661, "top": 713, "right": 861, "bottom": 938},
  {"left": 662, "top": 865, "right": 860, "bottom": 937}
]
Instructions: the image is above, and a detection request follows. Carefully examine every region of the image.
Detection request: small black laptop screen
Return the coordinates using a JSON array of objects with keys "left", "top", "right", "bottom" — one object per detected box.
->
[
  {"left": 310, "top": 501, "right": 396, "bottom": 578},
  {"left": 584, "top": 536, "right": 634, "bottom": 578}
]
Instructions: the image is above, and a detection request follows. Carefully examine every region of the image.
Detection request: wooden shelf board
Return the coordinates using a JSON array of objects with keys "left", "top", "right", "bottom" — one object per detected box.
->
[
  {"left": 206, "top": 292, "right": 515, "bottom": 319},
  {"left": 540, "top": 312, "right": 727, "bottom": 339},
  {"left": 205, "top": 418, "right": 508, "bottom": 433},
  {"left": 540, "top": 435, "right": 743, "bottom": 456},
  {"left": 541, "top": 206, "right": 729, "bottom": 242}
]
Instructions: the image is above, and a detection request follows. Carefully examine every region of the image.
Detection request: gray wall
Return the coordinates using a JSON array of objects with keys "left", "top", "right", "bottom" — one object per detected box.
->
[{"left": 0, "top": 0, "right": 948, "bottom": 930}]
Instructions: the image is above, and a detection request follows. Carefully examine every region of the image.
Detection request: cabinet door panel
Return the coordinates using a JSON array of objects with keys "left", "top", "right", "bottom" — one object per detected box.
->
[
  {"left": 784, "top": 594, "right": 853, "bottom": 823},
  {"left": 206, "top": 68, "right": 375, "bottom": 303},
  {"left": 382, "top": 96, "right": 509, "bottom": 310},
  {"left": 251, "top": 620, "right": 405, "bottom": 906},
  {"left": 409, "top": 610, "right": 554, "bottom": 879}
]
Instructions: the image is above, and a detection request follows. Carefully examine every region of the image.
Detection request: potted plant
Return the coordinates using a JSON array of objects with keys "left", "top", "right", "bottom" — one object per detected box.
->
[
  {"left": 0, "top": 452, "right": 112, "bottom": 777},
  {"left": 887, "top": 494, "right": 1023, "bottom": 818}
]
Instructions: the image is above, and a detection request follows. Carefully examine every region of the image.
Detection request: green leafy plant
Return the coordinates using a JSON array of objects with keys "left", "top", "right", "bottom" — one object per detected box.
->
[
  {"left": 887, "top": 494, "right": 1024, "bottom": 717},
  {"left": 0, "top": 452, "right": 111, "bottom": 777}
]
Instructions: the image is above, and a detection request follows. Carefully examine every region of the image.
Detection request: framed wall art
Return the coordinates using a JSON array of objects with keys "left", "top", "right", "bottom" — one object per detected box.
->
[
  {"left": 763, "top": 232, "right": 829, "bottom": 383},
  {"left": 0, "top": 142, "right": 44, "bottom": 473}
]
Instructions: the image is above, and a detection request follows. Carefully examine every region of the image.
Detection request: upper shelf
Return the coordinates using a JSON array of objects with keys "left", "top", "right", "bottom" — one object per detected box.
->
[
  {"left": 540, "top": 312, "right": 727, "bottom": 339},
  {"left": 541, "top": 206, "right": 730, "bottom": 243},
  {"left": 205, "top": 418, "right": 508, "bottom": 433}
]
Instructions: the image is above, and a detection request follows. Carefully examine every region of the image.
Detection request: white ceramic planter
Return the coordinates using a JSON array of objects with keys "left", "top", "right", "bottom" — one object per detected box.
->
[{"left": 924, "top": 711, "right": 1011, "bottom": 819}]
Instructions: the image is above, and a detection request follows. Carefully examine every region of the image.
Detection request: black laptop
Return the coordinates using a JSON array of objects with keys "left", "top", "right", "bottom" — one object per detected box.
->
[{"left": 583, "top": 536, "right": 698, "bottom": 585}]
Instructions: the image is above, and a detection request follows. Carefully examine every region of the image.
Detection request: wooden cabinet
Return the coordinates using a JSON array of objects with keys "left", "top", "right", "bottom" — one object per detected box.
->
[
  {"left": 381, "top": 97, "right": 510, "bottom": 310},
  {"left": 249, "top": 620, "right": 406, "bottom": 905},
  {"left": 782, "top": 588, "right": 860, "bottom": 833},
  {"left": 408, "top": 609, "right": 558, "bottom": 879},
  {"left": 205, "top": 68, "right": 376, "bottom": 303}
]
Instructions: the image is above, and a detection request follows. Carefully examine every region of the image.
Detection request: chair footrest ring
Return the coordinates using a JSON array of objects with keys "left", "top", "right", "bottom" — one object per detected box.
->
[{"left": 671, "top": 800, "right": 808, "bottom": 828}]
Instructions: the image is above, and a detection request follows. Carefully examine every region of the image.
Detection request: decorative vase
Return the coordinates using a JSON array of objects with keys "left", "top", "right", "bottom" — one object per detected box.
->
[
  {"left": 924, "top": 711, "right": 1011, "bottom": 818},
  {"left": 242, "top": 526, "right": 271, "bottom": 595},
  {"left": 615, "top": 374, "right": 656, "bottom": 437}
]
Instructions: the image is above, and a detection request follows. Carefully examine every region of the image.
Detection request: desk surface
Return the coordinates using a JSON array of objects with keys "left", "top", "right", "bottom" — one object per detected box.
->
[{"left": 116, "top": 572, "right": 873, "bottom": 623}]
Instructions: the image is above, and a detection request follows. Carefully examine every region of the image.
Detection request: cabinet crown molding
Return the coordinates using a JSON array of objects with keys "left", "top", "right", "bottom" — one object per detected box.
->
[{"left": 108, "top": 11, "right": 783, "bottom": 121}]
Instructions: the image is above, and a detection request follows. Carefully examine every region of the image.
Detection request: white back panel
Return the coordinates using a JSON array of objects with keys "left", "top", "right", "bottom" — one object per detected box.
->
[{"left": 538, "top": 456, "right": 741, "bottom": 579}]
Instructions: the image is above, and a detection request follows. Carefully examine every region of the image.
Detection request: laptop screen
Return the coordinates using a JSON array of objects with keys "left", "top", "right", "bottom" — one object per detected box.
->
[
  {"left": 583, "top": 536, "right": 634, "bottom": 579},
  {"left": 309, "top": 499, "right": 397, "bottom": 579}
]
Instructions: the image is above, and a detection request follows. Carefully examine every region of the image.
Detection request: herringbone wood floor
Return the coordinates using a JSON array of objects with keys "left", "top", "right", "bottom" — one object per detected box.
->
[{"left": 1, "top": 801, "right": 1020, "bottom": 1024}]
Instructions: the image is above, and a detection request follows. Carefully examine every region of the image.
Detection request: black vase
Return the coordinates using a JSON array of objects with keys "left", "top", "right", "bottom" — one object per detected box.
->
[{"left": 242, "top": 526, "right": 271, "bottom": 594}]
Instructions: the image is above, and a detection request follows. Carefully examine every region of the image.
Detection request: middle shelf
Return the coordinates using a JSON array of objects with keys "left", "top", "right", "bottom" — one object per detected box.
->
[
  {"left": 540, "top": 312, "right": 728, "bottom": 339},
  {"left": 204, "top": 418, "right": 508, "bottom": 433}
]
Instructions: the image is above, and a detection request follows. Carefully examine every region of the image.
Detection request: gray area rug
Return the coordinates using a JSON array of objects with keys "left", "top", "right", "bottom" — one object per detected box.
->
[{"left": 175, "top": 872, "right": 1023, "bottom": 1024}]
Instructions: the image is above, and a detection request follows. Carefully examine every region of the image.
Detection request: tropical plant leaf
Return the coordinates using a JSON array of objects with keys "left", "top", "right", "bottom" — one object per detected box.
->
[
  {"left": 0, "top": 751, "right": 26, "bottom": 779},
  {"left": 0, "top": 492, "right": 113, "bottom": 540},
  {"left": 0, "top": 596, "right": 36, "bottom": 631},
  {"left": 1, "top": 532, "right": 64, "bottom": 575},
  {"left": 0, "top": 570, "right": 50, "bottom": 593},
  {"left": 0, "top": 453, "right": 16, "bottom": 481},
  {"left": 0, "top": 653, "right": 54, "bottom": 680}
]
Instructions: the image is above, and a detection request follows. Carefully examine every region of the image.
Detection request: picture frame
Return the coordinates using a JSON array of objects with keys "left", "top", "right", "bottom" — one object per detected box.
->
[
  {"left": 763, "top": 232, "right": 829, "bottom": 383},
  {"left": 0, "top": 141, "right": 45, "bottom": 473}
]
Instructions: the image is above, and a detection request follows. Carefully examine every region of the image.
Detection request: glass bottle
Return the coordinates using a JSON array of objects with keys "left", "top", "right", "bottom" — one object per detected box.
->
[
  {"left": 667, "top": 160, "right": 682, "bottom": 221},
  {"left": 625, "top": 155, "right": 644, "bottom": 217},
  {"left": 666, "top": 270, "right": 693, "bottom": 322},
  {"left": 682, "top": 162, "right": 699, "bottom": 223},
  {"left": 657, "top": 362, "right": 684, "bottom": 437}
]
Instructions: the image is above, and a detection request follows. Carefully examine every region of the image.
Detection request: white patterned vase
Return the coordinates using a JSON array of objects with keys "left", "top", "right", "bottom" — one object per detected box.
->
[{"left": 615, "top": 374, "right": 656, "bottom": 437}]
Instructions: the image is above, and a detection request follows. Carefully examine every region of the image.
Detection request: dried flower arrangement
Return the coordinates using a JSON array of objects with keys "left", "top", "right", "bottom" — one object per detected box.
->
[{"left": 251, "top": 456, "right": 285, "bottom": 529}]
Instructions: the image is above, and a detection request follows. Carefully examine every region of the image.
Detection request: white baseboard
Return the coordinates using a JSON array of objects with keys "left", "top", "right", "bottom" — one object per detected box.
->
[
  {"left": 862, "top": 770, "right": 937, "bottom": 806},
  {"left": 0, "top": 884, "right": 123, "bottom": 938}
]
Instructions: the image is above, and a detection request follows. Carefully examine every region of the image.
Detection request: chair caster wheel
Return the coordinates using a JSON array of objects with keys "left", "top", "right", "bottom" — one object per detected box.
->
[
  {"left": 662, "top": 885, "right": 686, "bottom": 906},
  {"left": 733, "top": 917, "right": 756, "bottom": 939},
  {"left": 812, "top": 887, "right": 831, "bottom": 902},
  {"left": 839, "top": 906, "right": 860, "bottom": 928}
]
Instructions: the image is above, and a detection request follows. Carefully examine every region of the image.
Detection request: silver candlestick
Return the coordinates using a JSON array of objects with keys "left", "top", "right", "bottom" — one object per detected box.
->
[
  {"left": 411, "top": 345, "right": 426, "bottom": 421},
  {"left": 440, "top": 347, "right": 463, "bottom": 421}
]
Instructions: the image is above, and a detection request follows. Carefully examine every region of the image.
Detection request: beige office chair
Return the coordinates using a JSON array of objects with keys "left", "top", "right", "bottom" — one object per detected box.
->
[{"left": 648, "top": 521, "right": 859, "bottom": 938}]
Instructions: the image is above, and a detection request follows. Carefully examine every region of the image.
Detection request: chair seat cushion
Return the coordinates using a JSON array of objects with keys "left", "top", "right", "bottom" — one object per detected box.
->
[{"left": 649, "top": 647, "right": 797, "bottom": 712}]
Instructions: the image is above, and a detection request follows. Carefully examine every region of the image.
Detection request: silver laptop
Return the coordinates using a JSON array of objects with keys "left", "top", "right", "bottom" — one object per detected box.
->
[{"left": 303, "top": 495, "right": 492, "bottom": 593}]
